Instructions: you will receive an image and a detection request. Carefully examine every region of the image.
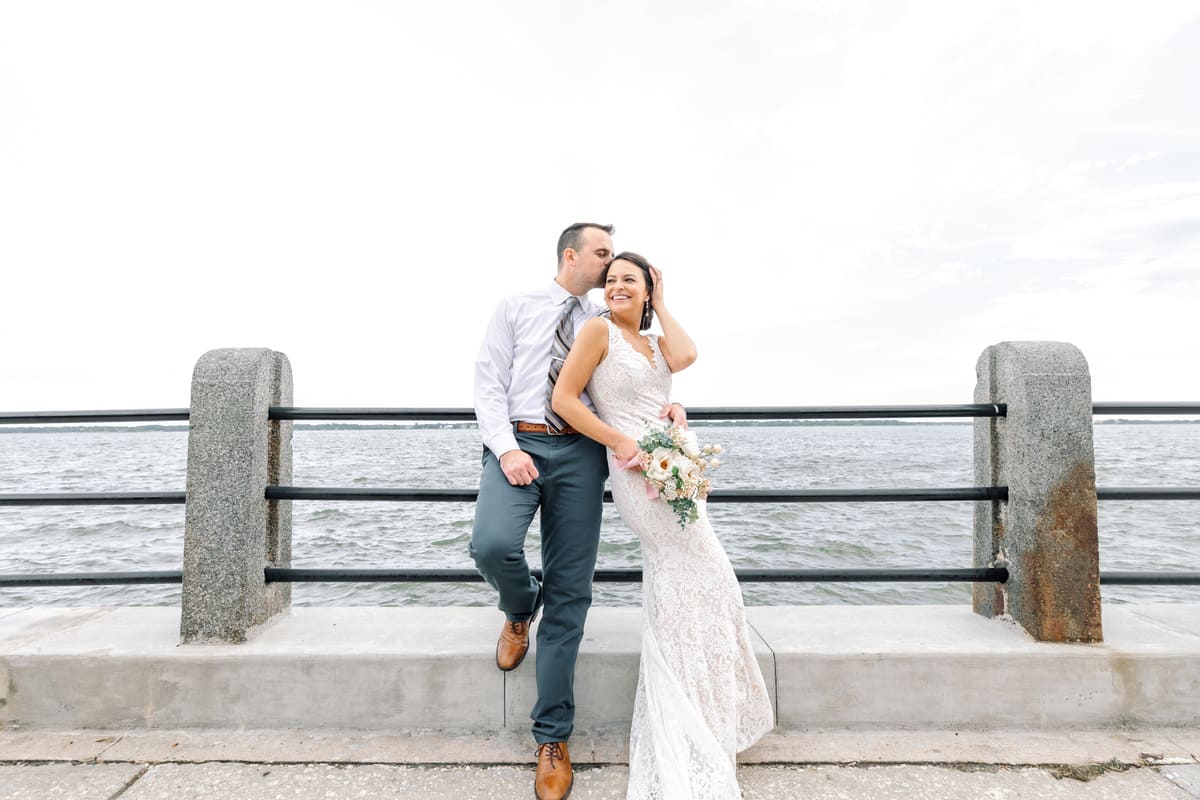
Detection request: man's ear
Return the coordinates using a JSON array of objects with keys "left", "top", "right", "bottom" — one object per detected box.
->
[{"left": 562, "top": 247, "right": 577, "bottom": 269}]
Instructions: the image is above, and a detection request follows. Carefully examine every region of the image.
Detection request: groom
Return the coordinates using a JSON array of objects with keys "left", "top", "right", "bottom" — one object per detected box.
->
[{"left": 471, "top": 222, "right": 683, "bottom": 800}]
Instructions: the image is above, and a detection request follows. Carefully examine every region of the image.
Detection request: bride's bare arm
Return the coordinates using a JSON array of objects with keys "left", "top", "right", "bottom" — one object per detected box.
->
[
  {"left": 648, "top": 266, "right": 697, "bottom": 373},
  {"left": 551, "top": 318, "right": 640, "bottom": 462}
]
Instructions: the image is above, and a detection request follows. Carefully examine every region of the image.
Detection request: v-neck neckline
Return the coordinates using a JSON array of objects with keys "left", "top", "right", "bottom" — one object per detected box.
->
[{"left": 608, "top": 319, "right": 658, "bottom": 370}]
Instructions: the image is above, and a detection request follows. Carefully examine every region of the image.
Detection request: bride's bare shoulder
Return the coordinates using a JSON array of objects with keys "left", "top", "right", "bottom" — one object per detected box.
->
[
  {"left": 579, "top": 317, "right": 611, "bottom": 336},
  {"left": 572, "top": 317, "right": 610, "bottom": 350}
]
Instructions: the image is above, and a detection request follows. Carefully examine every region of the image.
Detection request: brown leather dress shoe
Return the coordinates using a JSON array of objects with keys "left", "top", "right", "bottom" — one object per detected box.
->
[
  {"left": 496, "top": 606, "right": 539, "bottom": 671},
  {"left": 534, "top": 741, "right": 572, "bottom": 800}
]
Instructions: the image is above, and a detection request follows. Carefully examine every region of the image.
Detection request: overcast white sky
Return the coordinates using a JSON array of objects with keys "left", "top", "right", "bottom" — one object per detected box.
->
[{"left": 2, "top": 1, "right": 1197, "bottom": 413}]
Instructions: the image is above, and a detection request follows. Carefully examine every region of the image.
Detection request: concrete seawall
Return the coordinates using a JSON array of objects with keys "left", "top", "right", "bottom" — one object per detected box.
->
[{"left": 3, "top": 603, "right": 1199, "bottom": 733}]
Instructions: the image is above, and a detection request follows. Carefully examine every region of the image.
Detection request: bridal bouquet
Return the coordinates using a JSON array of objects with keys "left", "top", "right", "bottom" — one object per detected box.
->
[{"left": 616, "top": 424, "right": 723, "bottom": 529}]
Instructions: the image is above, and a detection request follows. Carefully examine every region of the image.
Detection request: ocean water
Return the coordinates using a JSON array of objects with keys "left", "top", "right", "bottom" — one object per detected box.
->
[{"left": 0, "top": 423, "right": 1197, "bottom": 607}]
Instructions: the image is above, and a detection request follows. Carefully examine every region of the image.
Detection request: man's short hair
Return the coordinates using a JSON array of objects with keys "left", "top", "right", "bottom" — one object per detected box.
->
[{"left": 557, "top": 223, "right": 615, "bottom": 265}]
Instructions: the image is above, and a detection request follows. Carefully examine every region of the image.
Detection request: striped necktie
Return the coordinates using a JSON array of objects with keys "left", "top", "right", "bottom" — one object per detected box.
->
[{"left": 545, "top": 296, "right": 581, "bottom": 433}]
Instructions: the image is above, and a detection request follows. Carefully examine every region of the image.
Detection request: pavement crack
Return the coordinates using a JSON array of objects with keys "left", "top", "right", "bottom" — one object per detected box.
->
[
  {"left": 1046, "top": 759, "right": 1134, "bottom": 782},
  {"left": 93, "top": 735, "right": 127, "bottom": 763},
  {"left": 106, "top": 763, "right": 149, "bottom": 799}
]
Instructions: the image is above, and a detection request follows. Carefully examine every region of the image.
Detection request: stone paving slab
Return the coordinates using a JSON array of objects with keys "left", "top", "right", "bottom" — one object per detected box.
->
[
  {"left": 0, "top": 763, "right": 145, "bottom": 800},
  {"left": 96, "top": 728, "right": 552, "bottom": 765},
  {"left": 4, "top": 727, "right": 1200, "bottom": 767},
  {"left": 738, "top": 728, "right": 1200, "bottom": 766},
  {"left": 1162, "top": 765, "right": 1200, "bottom": 797},
  {"left": 116, "top": 763, "right": 628, "bottom": 800},
  {"left": 740, "top": 764, "right": 1198, "bottom": 799},
  {"left": 3, "top": 763, "right": 1198, "bottom": 800}
]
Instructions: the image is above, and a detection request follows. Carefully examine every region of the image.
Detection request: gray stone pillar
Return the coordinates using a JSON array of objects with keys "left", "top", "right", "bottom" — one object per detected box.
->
[
  {"left": 181, "top": 348, "right": 293, "bottom": 643},
  {"left": 973, "top": 342, "right": 1102, "bottom": 642}
]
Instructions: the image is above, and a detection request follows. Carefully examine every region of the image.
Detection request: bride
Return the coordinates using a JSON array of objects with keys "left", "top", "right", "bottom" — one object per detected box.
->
[{"left": 551, "top": 252, "right": 774, "bottom": 798}]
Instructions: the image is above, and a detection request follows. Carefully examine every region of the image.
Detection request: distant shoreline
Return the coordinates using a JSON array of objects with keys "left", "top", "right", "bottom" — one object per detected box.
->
[{"left": 1, "top": 419, "right": 1196, "bottom": 433}]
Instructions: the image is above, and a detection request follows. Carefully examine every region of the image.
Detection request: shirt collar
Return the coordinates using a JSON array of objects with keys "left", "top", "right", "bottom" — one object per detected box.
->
[{"left": 549, "top": 280, "right": 593, "bottom": 310}]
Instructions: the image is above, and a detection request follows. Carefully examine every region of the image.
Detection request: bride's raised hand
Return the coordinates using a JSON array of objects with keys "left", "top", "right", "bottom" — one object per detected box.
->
[{"left": 649, "top": 265, "right": 666, "bottom": 310}]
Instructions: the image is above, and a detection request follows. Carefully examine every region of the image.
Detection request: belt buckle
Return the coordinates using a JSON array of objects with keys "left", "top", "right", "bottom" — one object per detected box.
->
[{"left": 546, "top": 423, "right": 567, "bottom": 436}]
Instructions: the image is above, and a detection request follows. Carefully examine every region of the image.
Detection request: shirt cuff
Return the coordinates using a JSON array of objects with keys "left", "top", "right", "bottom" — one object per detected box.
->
[{"left": 485, "top": 431, "right": 521, "bottom": 459}]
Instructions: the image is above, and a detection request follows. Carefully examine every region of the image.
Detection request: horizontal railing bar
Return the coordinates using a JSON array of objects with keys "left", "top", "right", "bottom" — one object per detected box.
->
[
  {"left": 732, "top": 568, "right": 1010, "bottom": 582},
  {"left": 3, "top": 403, "right": 1196, "bottom": 427},
  {"left": 266, "top": 568, "right": 488, "bottom": 583},
  {"left": 0, "top": 571, "right": 183, "bottom": 587},
  {"left": 268, "top": 405, "right": 1010, "bottom": 421},
  {"left": 267, "top": 487, "right": 476, "bottom": 501},
  {"left": 0, "top": 492, "right": 186, "bottom": 506},
  {"left": 270, "top": 407, "right": 477, "bottom": 421},
  {"left": 681, "top": 405, "right": 1008, "bottom": 420},
  {"left": 1097, "top": 488, "right": 1200, "bottom": 500},
  {"left": 6, "top": 486, "right": 1191, "bottom": 507},
  {"left": 1100, "top": 572, "right": 1200, "bottom": 585},
  {"left": 263, "top": 567, "right": 1009, "bottom": 584},
  {"left": 0, "top": 409, "right": 190, "bottom": 424},
  {"left": 7, "top": 568, "right": 1197, "bottom": 588},
  {"left": 265, "top": 486, "right": 1010, "bottom": 503},
  {"left": 1092, "top": 402, "right": 1200, "bottom": 415}
]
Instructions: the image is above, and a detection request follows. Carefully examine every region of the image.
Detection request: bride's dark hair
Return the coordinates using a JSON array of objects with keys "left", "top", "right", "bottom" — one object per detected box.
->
[{"left": 606, "top": 251, "right": 655, "bottom": 331}]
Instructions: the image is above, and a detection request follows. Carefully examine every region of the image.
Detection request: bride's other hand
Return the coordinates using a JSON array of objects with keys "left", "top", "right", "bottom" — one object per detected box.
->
[
  {"left": 613, "top": 435, "right": 641, "bottom": 466},
  {"left": 660, "top": 402, "right": 688, "bottom": 431}
]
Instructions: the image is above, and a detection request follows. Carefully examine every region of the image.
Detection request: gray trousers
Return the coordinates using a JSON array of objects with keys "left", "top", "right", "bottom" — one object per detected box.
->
[{"left": 469, "top": 430, "right": 608, "bottom": 744}]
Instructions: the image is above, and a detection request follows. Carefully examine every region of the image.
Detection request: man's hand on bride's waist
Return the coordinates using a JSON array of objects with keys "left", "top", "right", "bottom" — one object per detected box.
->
[{"left": 660, "top": 402, "right": 688, "bottom": 431}]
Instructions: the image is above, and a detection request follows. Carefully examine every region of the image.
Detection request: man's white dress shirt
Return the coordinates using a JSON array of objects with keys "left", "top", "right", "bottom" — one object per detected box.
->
[{"left": 474, "top": 281, "right": 604, "bottom": 459}]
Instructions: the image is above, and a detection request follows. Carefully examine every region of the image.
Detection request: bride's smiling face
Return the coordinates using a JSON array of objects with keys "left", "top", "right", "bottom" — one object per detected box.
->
[{"left": 604, "top": 260, "right": 648, "bottom": 314}]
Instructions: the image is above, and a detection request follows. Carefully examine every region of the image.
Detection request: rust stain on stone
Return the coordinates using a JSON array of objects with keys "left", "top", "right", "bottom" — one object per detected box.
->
[{"left": 1022, "top": 461, "right": 1103, "bottom": 643}]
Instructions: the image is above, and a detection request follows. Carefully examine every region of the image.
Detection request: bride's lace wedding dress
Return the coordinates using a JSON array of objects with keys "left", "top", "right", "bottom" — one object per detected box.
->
[{"left": 588, "top": 319, "right": 775, "bottom": 799}]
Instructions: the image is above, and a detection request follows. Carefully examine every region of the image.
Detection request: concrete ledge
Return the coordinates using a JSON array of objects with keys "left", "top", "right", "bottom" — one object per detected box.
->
[
  {"left": 749, "top": 604, "right": 1200, "bottom": 729},
  {"left": 2, "top": 605, "right": 1199, "bottom": 733}
]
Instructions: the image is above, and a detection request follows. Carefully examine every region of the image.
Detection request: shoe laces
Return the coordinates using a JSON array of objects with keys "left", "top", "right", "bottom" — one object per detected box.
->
[{"left": 538, "top": 741, "right": 565, "bottom": 768}]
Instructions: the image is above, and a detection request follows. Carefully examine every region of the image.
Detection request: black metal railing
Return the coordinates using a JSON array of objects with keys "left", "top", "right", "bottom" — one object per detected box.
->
[
  {"left": 4, "top": 400, "right": 1196, "bottom": 425},
  {"left": 0, "top": 571, "right": 184, "bottom": 587},
  {"left": 3, "top": 402, "right": 1198, "bottom": 590},
  {"left": 0, "top": 491, "right": 186, "bottom": 506},
  {"left": 0, "top": 567, "right": 1012, "bottom": 589},
  {"left": 8, "top": 566, "right": 1200, "bottom": 589},
  {"left": 0, "top": 409, "right": 190, "bottom": 424},
  {"left": 265, "top": 404, "right": 1010, "bottom": 421},
  {"left": 263, "top": 486, "right": 1010, "bottom": 503}
]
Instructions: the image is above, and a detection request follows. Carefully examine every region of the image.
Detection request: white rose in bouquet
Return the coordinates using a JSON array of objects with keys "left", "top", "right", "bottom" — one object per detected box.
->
[{"left": 645, "top": 447, "right": 676, "bottom": 484}]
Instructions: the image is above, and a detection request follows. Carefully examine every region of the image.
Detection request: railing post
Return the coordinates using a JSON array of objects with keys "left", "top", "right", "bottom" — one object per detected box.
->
[
  {"left": 181, "top": 348, "right": 293, "bottom": 643},
  {"left": 973, "top": 342, "right": 1102, "bottom": 642}
]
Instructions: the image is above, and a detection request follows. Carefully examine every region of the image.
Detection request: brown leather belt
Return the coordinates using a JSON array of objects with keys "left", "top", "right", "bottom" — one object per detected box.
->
[{"left": 515, "top": 421, "right": 581, "bottom": 435}]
